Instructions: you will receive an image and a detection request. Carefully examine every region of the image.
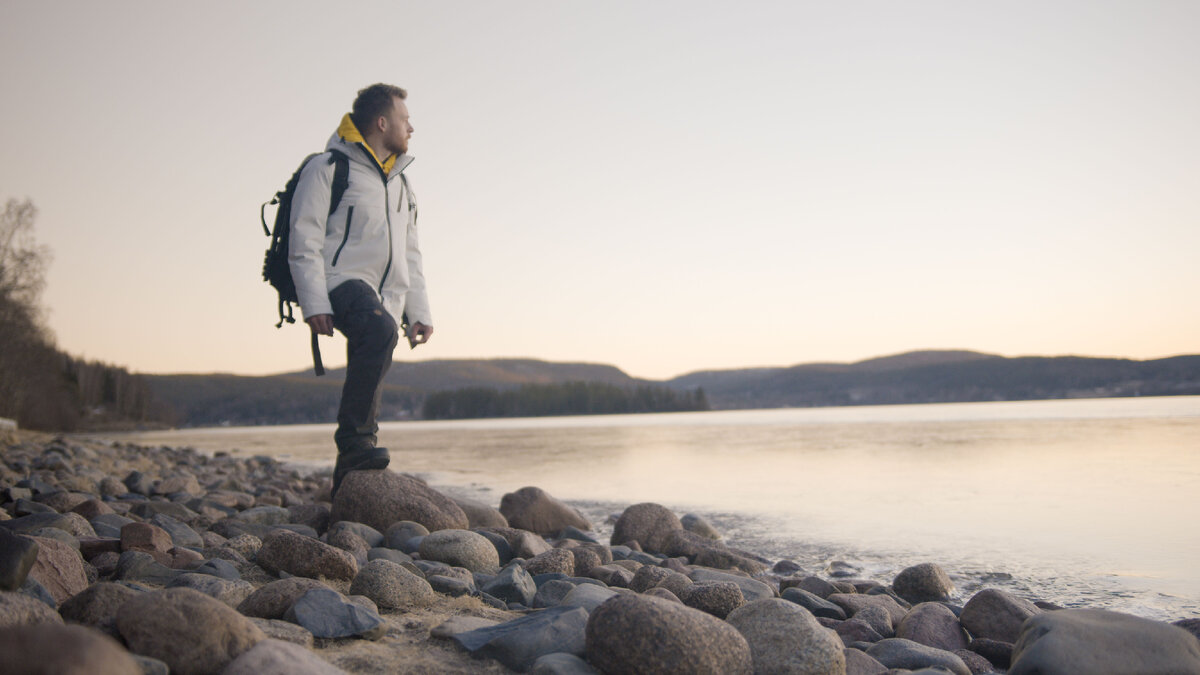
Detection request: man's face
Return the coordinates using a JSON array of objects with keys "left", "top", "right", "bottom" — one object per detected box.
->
[{"left": 382, "top": 98, "right": 413, "bottom": 156}]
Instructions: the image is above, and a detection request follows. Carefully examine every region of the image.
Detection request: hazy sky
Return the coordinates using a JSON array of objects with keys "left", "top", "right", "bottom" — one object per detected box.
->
[{"left": 1, "top": 1, "right": 1197, "bottom": 380}]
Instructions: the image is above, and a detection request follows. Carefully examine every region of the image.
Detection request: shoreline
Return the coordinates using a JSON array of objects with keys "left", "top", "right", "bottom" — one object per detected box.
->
[{"left": 3, "top": 430, "right": 1199, "bottom": 673}]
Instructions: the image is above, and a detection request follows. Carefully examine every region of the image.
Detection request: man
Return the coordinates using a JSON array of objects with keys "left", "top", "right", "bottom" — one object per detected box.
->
[{"left": 288, "top": 84, "right": 433, "bottom": 496}]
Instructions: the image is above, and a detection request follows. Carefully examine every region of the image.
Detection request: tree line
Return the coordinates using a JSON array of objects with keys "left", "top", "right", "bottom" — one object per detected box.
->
[
  {"left": 421, "top": 381, "right": 710, "bottom": 420},
  {"left": 0, "top": 198, "right": 174, "bottom": 430}
]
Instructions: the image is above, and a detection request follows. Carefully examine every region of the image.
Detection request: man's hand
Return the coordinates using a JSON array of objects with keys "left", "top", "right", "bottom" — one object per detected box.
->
[
  {"left": 306, "top": 314, "right": 334, "bottom": 336},
  {"left": 407, "top": 322, "right": 433, "bottom": 349}
]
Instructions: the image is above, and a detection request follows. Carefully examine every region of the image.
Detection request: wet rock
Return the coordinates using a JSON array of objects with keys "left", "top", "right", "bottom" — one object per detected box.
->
[
  {"left": 865, "top": 638, "right": 970, "bottom": 675},
  {"left": 0, "top": 589, "right": 64, "bottom": 628},
  {"left": 417, "top": 529, "right": 500, "bottom": 573},
  {"left": 481, "top": 561, "right": 538, "bottom": 606},
  {"left": 27, "top": 535, "right": 88, "bottom": 604},
  {"left": 237, "top": 577, "right": 330, "bottom": 619},
  {"left": 348, "top": 558, "right": 435, "bottom": 610},
  {"left": 610, "top": 503, "right": 682, "bottom": 552},
  {"left": 117, "top": 587, "right": 266, "bottom": 675},
  {"left": 585, "top": 593, "right": 753, "bottom": 674},
  {"left": 896, "top": 601, "right": 969, "bottom": 652},
  {"left": 499, "top": 486, "right": 590, "bottom": 536},
  {"left": 680, "top": 513, "right": 721, "bottom": 540},
  {"left": 452, "top": 495, "right": 509, "bottom": 528},
  {"left": 680, "top": 581, "right": 744, "bottom": 619},
  {"left": 526, "top": 548, "right": 576, "bottom": 576},
  {"left": 0, "top": 622, "right": 142, "bottom": 675},
  {"left": 285, "top": 587, "right": 386, "bottom": 640},
  {"left": 781, "top": 586, "right": 848, "bottom": 620},
  {"left": 257, "top": 528, "right": 358, "bottom": 581},
  {"left": 1010, "top": 608, "right": 1200, "bottom": 675},
  {"left": 330, "top": 471, "right": 468, "bottom": 533},
  {"left": 0, "top": 529, "right": 39, "bottom": 591},
  {"left": 959, "top": 588, "right": 1040, "bottom": 643},
  {"left": 892, "top": 562, "right": 955, "bottom": 604},
  {"left": 726, "top": 597, "right": 845, "bottom": 675},
  {"left": 1175, "top": 618, "right": 1200, "bottom": 641},
  {"left": 453, "top": 605, "right": 590, "bottom": 671},
  {"left": 58, "top": 582, "right": 142, "bottom": 637},
  {"left": 222, "top": 638, "right": 345, "bottom": 675}
]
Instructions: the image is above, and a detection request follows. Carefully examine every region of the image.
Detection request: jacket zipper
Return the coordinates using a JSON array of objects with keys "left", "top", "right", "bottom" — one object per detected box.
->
[
  {"left": 378, "top": 179, "right": 394, "bottom": 294},
  {"left": 331, "top": 206, "right": 354, "bottom": 266}
]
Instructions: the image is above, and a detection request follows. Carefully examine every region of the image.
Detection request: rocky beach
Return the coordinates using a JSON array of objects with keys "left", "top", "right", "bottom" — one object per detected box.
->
[{"left": 2, "top": 429, "right": 1199, "bottom": 675}]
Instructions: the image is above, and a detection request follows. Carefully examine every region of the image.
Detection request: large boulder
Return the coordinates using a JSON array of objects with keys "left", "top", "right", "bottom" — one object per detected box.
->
[
  {"left": 27, "top": 535, "right": 88, "bottom": 604},
  {"left": 726, "top": 597, "right": 845, "bottom": 674},
  {"left": 0, "top": 623, "right": 142, "bottom": 675},
  {"left": 116, "top": 587, "right": 266, "bottom": 675},
  {"left": 1010, "top": 608, "right": 1200, "bottom": 675},
  {"left": 256, "top": 528, "right": 358, "bottom": 581},
  {"left": 892, "top": 563, "right": 954, "bottom": 604},
  {"left": 585, "top": 593, "right": 753, "bottom": 674},
  {"left": 417, "top": 529, "right": 500, "bottom": 573},
  {"left": 896, "top": 602, "right": 969, "bottom": 652},
  {"left": 610, "top": 503, "right": 682, "bottom": 553},
  {"left": 959, "top": 588, "right": 1040, "bottom": 643},
  {"left": 330, "top": 471, "right": 468, "bottom": 533},
  {"left": 499, "top": 487, "right": 590, "bottom": 536}
]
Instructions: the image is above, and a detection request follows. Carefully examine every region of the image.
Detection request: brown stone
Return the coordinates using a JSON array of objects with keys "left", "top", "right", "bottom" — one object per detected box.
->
[
  {"left": 0, "top": 590, "right": 64, "bottom": 628},
  {"left": 610, "top": 503, "right": 682, "bottom": 553},
  {"left": 498, "top": 486, "right": 590, "bottom": 536},
  {"left": 120, "top": 522, "right": 173, "bottom": 554},
  {"left": 330, "top": 470, "right": 468, "bottom": 533},
  {"left": 27, "top": 535, "right": 89, "bottom": 604},
  {"left": 0, "top": 623, "right": 141, "bottom": 675},
  {"left": 117, "top": 587, "right": 266, "bottom": 675},
  {"left": 256, "top": 529, "right": 358, "bottom": 581},
  {"left": 896, "top": 602, "right": 969, "bottom": 652},
  {"left": 58, "top": 582, "right": 142, "bottom": 638},
  {"left": 237, "top": 577, "right": 331, "bottom": 619}
]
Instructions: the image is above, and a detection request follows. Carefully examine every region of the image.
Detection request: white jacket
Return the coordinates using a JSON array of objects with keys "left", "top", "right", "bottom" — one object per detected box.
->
[{"left": 288, "top": 115, "right": 431, "bottom": 328}]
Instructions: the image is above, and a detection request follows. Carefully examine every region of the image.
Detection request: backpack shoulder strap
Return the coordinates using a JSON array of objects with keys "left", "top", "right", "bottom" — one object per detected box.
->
[{"left": 328, "top": 150, "right": 350, "bottom": 216}]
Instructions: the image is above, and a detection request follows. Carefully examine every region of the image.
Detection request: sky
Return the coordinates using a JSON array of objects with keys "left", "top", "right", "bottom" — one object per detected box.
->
[{"left": 1, "top": 1, "right": 1197, "bottom": 381}]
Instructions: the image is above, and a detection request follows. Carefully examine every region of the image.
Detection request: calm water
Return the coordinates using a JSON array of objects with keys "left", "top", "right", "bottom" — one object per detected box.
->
[{"left": 110, "top": 396, "right": 1200, "bottom": 621}]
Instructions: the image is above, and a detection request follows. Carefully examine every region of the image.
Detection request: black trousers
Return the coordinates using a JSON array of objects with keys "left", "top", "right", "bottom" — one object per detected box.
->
[{"left": 329, "top": 280, "right": 399, "bottom": 453}]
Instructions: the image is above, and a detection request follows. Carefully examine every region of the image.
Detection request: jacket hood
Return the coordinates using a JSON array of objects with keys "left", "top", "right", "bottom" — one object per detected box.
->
[{"left": 326, "top": 114, "right": 412, "bottom": 175}]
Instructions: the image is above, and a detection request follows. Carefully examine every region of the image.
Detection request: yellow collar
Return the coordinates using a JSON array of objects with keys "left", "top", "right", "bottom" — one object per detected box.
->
[{"left": 337, "top": 114, "right": 396, "bottom": 174}]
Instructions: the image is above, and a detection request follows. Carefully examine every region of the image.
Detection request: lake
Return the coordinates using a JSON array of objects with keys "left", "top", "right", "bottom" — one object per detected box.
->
[{"left": 110, "top": 395, "right": 1200, "bottom": 621}]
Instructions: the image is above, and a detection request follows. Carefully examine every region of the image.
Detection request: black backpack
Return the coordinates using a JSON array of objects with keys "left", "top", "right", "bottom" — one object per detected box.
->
[{"left": 261, "top": 150, "right": 349, "bottom": 376}]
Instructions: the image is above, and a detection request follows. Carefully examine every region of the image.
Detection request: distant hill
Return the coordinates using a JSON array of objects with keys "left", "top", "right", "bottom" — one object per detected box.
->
[
  {"left": 666, "top": 351, "right": 1200, "bottom": 409},
  {"left": 146, "top": 351, "right": 1200, "bottom": 427}
]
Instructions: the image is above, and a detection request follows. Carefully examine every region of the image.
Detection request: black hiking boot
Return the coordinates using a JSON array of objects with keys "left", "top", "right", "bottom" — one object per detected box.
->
[{"left": 331, "top": 445, "right": 390, "bottom": 497}]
